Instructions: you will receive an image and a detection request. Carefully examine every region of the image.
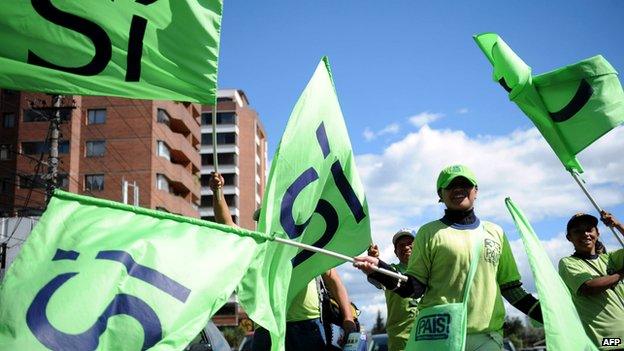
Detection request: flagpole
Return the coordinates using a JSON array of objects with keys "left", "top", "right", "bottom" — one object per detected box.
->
[
  {"left": 569, "top": 170, "right": 624, "bottom": 247},
  {"left": 273, "top": 237, "right": 408, "bottom": 282},
  {"left": 212, "top": 104, "right": 221, "bottom": 200}
]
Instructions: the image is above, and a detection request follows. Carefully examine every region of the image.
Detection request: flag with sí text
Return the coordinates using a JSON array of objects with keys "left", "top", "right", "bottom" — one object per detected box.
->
[
  {"left": 237, "top": 57, "right": 371, "bottom": 351},
  {"left": 0, "top": 1, "right": 222, "bottom": 104},
  {"left": 0, "top": 190, "right": 271, "bottom": 350}
]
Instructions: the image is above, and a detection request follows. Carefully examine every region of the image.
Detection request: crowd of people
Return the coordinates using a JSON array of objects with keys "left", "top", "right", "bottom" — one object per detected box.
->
[{"left": 209, "top": 163, "right": 624, "bottom": 351}]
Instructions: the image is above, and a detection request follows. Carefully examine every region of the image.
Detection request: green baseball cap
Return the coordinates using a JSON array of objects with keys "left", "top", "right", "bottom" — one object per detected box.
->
[{"left": 436, "top": 165, "right": 478, "bottom": 190}]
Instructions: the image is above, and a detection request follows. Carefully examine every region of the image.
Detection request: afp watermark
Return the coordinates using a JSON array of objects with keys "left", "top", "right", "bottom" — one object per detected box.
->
[{"left": 602, "top": 338, "right": 621, "bottom": 347}]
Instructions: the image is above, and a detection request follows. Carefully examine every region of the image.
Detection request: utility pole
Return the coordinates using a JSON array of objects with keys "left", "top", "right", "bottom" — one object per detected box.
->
[
  {"left": 29, "top": 95, "right": 75, "bottom": 203},
  {"left": 46, "top": 95, "right": 61, "bottom": 201}
]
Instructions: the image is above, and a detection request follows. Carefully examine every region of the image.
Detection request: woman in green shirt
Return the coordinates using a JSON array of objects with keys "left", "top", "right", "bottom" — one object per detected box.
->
[{"left": 559, "top": 211, "right": 624, "bottom": 350}]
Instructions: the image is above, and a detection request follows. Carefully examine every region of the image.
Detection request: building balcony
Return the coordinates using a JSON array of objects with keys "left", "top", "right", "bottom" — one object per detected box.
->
[
  {"left": 201, "top": 144, "right": 239, "bottom": 154},
  {"left": 201, "top": 185, "right": 239, "bottom": 196},
  {"left": 201, "top": 125, "right": 239, "bottom": 134},
  {"left": 155, "top": 189, "right": 199, "bottom": 218},
  {"left": 156, "top": 103, "right": 201, "bottom": 149},
  {"left": 160, "top": 128, "right": 201, "bottom": 174},
  {"left": 201, "top": 164, "right": 238, "bottom": 174},
  {"left": 200, "top": 206, "right": 239, "bottom": 218},
  {"left": 155, "top": 159, "right": 199, "bottom": 200}
]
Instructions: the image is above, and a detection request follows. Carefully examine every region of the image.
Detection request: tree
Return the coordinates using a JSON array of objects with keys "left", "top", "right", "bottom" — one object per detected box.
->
[{"left": 371, "top": 310, "right": 386, "bottom": 335}]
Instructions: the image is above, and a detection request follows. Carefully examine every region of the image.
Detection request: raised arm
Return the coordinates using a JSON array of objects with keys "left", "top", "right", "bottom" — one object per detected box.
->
[
  {"left": 208, "top": 172, "right": 236, "bottom": 227},
  {"left": 321, "top": 268, "right": 357, "bottom": 338}
]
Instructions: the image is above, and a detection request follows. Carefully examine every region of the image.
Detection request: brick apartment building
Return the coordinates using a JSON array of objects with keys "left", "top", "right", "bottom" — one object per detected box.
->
[
  {"left": 0, "top": 89, "right": 201, "bottom": 217},
  {"left": 200, "top": 89, "right": 268, "bottom": 230}
]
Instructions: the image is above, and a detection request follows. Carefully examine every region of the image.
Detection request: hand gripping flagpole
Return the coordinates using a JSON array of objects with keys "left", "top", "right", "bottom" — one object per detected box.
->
[
  {"left": 569, "top": 170, "right": 624, "bottom": 248},
  {"left": 273, "top": 237, "right": 409, "bottom": 282}
]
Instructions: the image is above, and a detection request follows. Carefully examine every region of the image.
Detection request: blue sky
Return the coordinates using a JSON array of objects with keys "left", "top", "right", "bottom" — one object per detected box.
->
[{"left": 216, "top": 1, "right": 624, "bottom": 326}]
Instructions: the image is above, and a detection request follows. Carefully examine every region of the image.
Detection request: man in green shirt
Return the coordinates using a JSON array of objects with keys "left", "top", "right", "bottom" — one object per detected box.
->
[
  {"left": 354, "top": 165, "right": 542, "bottom": 351},
  {"left": 559, "top": 211, "right": 624, "bottom": 350},
  {"left": 368, "top": 229, "right": 419, "bottom": 351}
]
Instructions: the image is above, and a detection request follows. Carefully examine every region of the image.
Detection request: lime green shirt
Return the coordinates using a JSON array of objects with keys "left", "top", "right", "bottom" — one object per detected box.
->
[
  {"left": 385, "top": 263, "right": 419, "bottom": 351},
  {"left": 286, "top": 280, "right": 321, "bottom": 322},
  {"left": 406, "top": 219, "right": 521, "bottom": 334},
  {"left": 558, "top": 250, "right": 624, "bottom": 350}
]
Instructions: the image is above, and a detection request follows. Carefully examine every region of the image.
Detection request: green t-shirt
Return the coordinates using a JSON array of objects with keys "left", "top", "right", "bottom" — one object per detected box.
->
[
  {"left": 558, "top": 249, "right": 624, "bottom": 350},
  {"left": 406, "top": 219, "right": 521, "bottom": 334},
  {"left": 286, "top": 279, "right": 321, "bottom": 322},
  {"left": 385, "top": 263, "right": 419, "bottom": 351}
]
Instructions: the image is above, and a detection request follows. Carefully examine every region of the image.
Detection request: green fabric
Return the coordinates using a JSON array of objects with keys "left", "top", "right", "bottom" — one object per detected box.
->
[
  {"left": 236, "top": 57, "right": 371, "bottom": 351},
  {"left": 0, "top": 190, "right": 272, "bottom": 350},
  {"left": 406, "top": 229, "right": 484, "bottom": 351},
  {"left": 558, "top": 250, "right": 624, "bottom": 350},
  {"left": 464, "top": 332, "right": 503, "bottom": 351},
  {"left": 285, "top": 280, "right": 321, "bottom": 322},
  {"left": 406, "top": 220, "right": 520, "bottom": 334},
  {"left": 0, "top": 1, "right": 222, "bottom": 104},
  {"left": 385, "top": 263, "right": 419, "bottom": 351},
  {"left": 474, "top": 33, "right": 624, "bottom": 173},
  {"left": 505, "top": 198, "right": 598, "bottom": 351}
]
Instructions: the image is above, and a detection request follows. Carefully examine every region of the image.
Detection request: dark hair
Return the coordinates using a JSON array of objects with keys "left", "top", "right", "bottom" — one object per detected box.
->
[{"left": 595, "top": 240, "right": 607, "bottom": 254}]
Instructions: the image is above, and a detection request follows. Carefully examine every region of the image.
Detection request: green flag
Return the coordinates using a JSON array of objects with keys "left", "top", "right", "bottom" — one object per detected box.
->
[
  {"left": 474, "top": 33, "right": 624, "bottom": 172},
  {"left": 0, "top": 1, "right": 222, "bottom": 104},
  {"left": 0, "top": 190, "right": 271, "bottom": 350},
  {"left": 505, "top": 198, "right": 598, "bottom": 351},
  {"left": 237, "top": 57, "right": 371, "bottom": 350}
]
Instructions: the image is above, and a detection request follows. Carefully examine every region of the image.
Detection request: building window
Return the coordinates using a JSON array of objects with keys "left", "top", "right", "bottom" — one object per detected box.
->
[
  {"left": 201, "top": 112, "right": 236, "bottom": 125},
  {"left": 0, "top": 178, "right": 11, "bottom": 193},
  {"left": 85, "top": 174, "right": 104, "bottom": 191},
  {"left": 201, "top": 132, "right": 236, "bottom": 145},
  {"left": 19, "top": 174, "right": 68, "bottom": 189},
  {"left": 22, "top": 141, "right": 69, "bottom": 155},
  {"left": 3, "top": 113, "right": 15, "bottom": 128},
  {"left": 157, "top": 141, "right": 171, "bottom": 161},
  {"left": 0, "top": 144, "right": 11, "bottom": 160},
  {"left": 23, "top": 108, "right": 71, "bottom": 122},
  {"left": 201, "top": 173, "right": 236, "bottom": 187},
  {"left": 19, "top": 174, "right": 45, "bottom": 189},
  {"left": 157, "top": 109, "right": 171, "bottom": 126},
  {"left": 156, "top": 174, "right": 170, "bottom": 192},
  {"left": 87, "top": 109, "right": 106, "bottom": 124},
  {"left": 86, "top": 140, "right": 106, "bottom": 157},
  {"left": 201, "top": 153, "right": 236, "bottom": 166},
  {"left": 200, "top": 195, "right": 212, "bottom": 206}
]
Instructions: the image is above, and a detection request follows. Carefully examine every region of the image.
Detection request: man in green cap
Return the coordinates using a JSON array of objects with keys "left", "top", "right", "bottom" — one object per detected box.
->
[
  {"left": 355, "top": 165, "right": 542, "bottom": 351},
  {"left": 559, "top": 211, "right": 624, "bottom": 350},
  {"left": 367, "top": 229, "right": 419, "bottom": 351}
]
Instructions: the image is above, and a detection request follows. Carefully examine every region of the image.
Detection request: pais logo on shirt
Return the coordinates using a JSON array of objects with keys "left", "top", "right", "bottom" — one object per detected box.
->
[
  {"left": 484, "top": 239, "right": 502, "bottom": 265},
  {"left": 414, "top": 313, "right": 451, "bottom": 341}
]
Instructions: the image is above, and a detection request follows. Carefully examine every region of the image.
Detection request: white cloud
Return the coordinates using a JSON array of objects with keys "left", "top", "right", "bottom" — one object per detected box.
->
[
  {"left": 348, "top": 125, "right": 624, "bottom": 328},
  {"left": 363, "top": 123, "right": 400, "bottom": 141},
  {"left": 457, "top": 108, "right": 469, "bottom": 114},
  {"left": 408, "top": 112, "right": 444, "bottom": 127}
]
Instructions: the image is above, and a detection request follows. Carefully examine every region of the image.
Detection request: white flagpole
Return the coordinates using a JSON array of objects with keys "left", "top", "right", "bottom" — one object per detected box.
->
[
  {"left": 570, "top": 170, "right": 624, "bottom": 248},
  {"left": 273, "top": 237, "right": 408, "bottom": 282}
]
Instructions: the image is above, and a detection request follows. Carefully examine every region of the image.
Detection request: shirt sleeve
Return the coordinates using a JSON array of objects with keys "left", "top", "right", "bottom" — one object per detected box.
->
[
  {"left": 608, "top": 248, "right": 624, "bottom": 272},
  {"left": 405, "top": 226, "right": 431, "bottom": 285},
  {"left": 558, "top": 258, "right": 594, "bottom": 296},
  {"left": 496, "top": 231, "right": 522, "bottom": 286}
]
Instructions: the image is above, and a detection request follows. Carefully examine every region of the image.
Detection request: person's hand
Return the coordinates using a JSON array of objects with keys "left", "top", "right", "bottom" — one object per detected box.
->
[
  {"left": 340, "top": 319, "right": 357, "bottom": 345},
  {"left": 600, "top": 210, "right": 621, "bottom": 228},
  {"left": 208, "top": 172, "right": 224, "bottom": 192},
  {"left": 367, "top": 244, "right": 380, "bottom": 258},
  {"left": 353, "top": 256, "right": 379, "bottom": 275}
]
